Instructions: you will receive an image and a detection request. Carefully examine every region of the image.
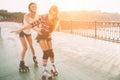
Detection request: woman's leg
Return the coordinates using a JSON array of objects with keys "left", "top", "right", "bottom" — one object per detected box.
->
[
  {"left": 20, "top": 37, "right": 27, "bottom": 61},
  {"left": 47, "top": 40, "right": 54, "bottom": 63},
  {"left": 26, "top": 36, "right": 35, "bottom": 56},
  {"left": 26, "top": 36, "right": 38, "bottom": 65},
  {"left": 47, "top": 40, "right": 58, "bottom": 76},
  {"left": 19, "top": 37, "right": 30, "bottom": 71},
  {"left": 18, "top": 31, "right": 30, "bottom": 72},
  {"left": 38, "top": 40, "right": 49, "bottom": 71}
]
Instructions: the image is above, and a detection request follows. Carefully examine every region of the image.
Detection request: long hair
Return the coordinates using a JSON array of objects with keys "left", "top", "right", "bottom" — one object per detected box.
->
[{"left": 48, "top": 5, "right": 59, "bottom": 27}]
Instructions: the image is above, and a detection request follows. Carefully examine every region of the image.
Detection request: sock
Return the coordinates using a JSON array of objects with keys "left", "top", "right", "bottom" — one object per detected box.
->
[
  {"left": 43, "top": 63, "right": 47, "bottom": 71},
  {"left": 51, "top": 62, "right": 56, "bottom": 71}
]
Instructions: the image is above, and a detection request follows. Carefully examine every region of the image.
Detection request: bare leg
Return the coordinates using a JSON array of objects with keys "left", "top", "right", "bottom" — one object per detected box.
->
[
  {"left": 20, "top": 37, "right": 27, "bottom": 61},
  {"left": 19, "top": 37, "right": 29, "bottom": 72},
  {"left": 26, "top": 36, "right": 38, "bottom": 65},
  {"left": 26, "top": 36, "right": 35, "bottom": 56},
  {"left": 47, "top": 40, "right": 54, "bottom": 63},
  {"left": 38, "top": 40, "right": 53, "bottom": 79},
  {"left": 47, "top": 40, "right": 58, "bottom": 76},
  {"left": 38, "top": 40, "right": 49, "bottom": 70}
]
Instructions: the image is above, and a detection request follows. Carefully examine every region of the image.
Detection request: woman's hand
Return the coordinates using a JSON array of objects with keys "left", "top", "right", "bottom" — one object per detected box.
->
[{"left": 36, "top": 30, "right": 42, "bottom": 35}]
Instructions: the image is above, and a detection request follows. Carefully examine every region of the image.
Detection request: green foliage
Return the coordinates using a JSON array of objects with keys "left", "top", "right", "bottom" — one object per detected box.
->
[
  {"left": 0, "top": 9, "right": 120, "bottom": 22},
  {"left": 0, "top": 10, "right": 25, "bottom": 22}
]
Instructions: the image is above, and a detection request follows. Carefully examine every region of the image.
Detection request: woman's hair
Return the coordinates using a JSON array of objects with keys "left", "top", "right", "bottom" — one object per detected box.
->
[
  {"left": 28, "top": 2, "right": 36, "bottom": 12},
  {"left": 49, "top": 5, "right": 59, "bottom": 20},
  {"left": 48, "top": 5, "right": 60, "bottom": 31}
]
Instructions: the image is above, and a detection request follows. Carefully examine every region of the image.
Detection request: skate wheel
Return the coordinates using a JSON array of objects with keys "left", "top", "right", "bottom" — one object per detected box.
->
[
  {"left": 53, "top": 73, "right": 58, "bottom": 77},
  {"left": 19, "top": 69, "right": 22, "bottom": 72},
  {"left": 48, "top": 76, "right": 52, "bottom": 80},
  {"left": 19, "top": 68, "right": 30, "bottom": 72},
  {"left": 55, "top": 72, "right": 58, "bottom": 76},
  {"left": 51, "top": 70, "right": 58, "bottom": 77},
  {"left": 41, "top": 75, "right": 46, "bottom": 80},
  {"left": 19, "top": 68, "right": 23, "bottom": 72},
  {"left": 26, "top": 69, "right": 29, "bottom": 72}
]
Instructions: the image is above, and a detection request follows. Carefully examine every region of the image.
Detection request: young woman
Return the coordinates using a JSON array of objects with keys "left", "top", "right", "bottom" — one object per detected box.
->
[
  {"left": 18, "top": 2, "right": 39, "bottom": 71},
  {"left": 12, "top": 5, "right": 60, "bottom": 76}
]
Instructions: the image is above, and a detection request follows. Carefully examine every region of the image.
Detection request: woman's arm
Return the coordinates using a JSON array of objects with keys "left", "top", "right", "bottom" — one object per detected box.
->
[
  {"left": 57, "top": 21, "right": 61, "bottom": 32},
  {"left": 32, "top": 24, "right": 42, "bottom": 35},
  {"left": 20, "top": 24, "right": 32, "bottom": 31},
  {"left": 11, "top": 24, "right": 32, "bottom": 34},
  {"left": 11, "top": 17, "right": 41, "bottom": 34},
  {"left": 54, "top": 20, "right": 61, "bottom": 32}
]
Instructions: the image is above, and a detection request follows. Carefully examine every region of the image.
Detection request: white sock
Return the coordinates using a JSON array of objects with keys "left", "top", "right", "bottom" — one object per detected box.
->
[{"left": 43, "top": 63, "right": 47, "bottom": 71}]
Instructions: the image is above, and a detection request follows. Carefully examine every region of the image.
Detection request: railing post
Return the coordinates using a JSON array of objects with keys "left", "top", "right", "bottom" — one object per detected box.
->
[
  {"left": 118, "top": 23, "right": 120, "bottom": 42},
  {"left": 71, "top": 20, "right": 72, "bottom": 34},
  {"left": 94, "top": 21, "right": 97, "bottom": 38}
]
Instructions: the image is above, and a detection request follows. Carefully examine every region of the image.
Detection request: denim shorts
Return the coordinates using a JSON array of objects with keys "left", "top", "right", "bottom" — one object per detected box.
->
[{"left": 19, "top": 31, "right": 31, "bottom": 38}]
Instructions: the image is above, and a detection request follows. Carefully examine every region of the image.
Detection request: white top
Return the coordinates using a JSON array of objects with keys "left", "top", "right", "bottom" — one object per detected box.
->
[{"left": 22, "top": 17, "right": 36, "bottom": 34}]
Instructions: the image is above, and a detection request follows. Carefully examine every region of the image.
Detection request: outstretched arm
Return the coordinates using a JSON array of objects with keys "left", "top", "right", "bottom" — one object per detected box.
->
[
  {"left": 32, "top": 24, "right": 42, "bottom": 35},
  {"left": 11, "top": 24, "right": 32, "bottom": 34},
  {"left": 11, "top": 18, "right": 41, "bottom": 34}
]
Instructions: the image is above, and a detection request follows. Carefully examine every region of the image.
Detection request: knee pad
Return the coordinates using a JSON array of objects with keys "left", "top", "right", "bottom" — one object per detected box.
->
[
  {"left": 49, "top": 49, "right": 54, "bottom": 58},
  {"left": 43, "top": 50, "right": 49, "bottom": 59}
]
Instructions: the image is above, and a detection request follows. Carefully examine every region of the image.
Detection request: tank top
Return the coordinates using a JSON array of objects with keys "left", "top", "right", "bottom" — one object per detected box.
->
[{"left": 23, "top": 15, "right": 37, "bottom": 34}]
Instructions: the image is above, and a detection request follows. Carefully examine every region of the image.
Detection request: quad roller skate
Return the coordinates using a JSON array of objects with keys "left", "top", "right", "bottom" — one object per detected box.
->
[
  {"left": 41, "top": 70, "right": 52, "bottom": 80},
  {"left": 33, "top": 56, "right": 38, "bottom": 66},
  {"left": 19, "top": 61, "right": 30, "bottom": 72},
  {"left": 51, "top": 65, "right": 58, "bottom": 77}
]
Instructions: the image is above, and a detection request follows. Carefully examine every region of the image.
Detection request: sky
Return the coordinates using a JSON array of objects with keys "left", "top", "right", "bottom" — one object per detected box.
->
[{"left": 0, "top": 0, "right": 120, "bottom": 14}]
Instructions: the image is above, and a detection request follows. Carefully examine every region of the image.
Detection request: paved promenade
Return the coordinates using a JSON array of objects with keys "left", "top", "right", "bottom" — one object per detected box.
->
[{"left": 0, "top": 23, "right": 120, "bottom": 80}]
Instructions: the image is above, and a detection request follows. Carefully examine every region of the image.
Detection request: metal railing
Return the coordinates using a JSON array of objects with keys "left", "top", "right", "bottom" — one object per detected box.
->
[{"left": 61, "top": 20, "right": 120, "bottom": 43}]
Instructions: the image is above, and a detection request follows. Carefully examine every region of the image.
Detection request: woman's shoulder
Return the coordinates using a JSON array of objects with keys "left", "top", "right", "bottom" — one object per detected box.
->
[{"left": 24, "top": 13, "right": 31, "bottom": 19}]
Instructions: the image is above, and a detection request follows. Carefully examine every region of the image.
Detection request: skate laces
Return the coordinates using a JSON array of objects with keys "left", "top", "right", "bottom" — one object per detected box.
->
[{"left": 52, "top": 65, "right": 57, "bottom": 72}]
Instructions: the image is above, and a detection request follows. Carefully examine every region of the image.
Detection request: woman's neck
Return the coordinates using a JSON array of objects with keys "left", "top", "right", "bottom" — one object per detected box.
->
[{"left": 30, "top": 12, "right": 36, "bottom": 18}]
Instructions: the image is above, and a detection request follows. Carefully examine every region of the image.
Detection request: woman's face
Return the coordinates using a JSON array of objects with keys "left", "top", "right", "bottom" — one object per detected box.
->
[
  {"left": 50, "top": 9, "right": 57, "bottom": 19},
  {"left": 29, "top": 4, "right": 37, "bottom": 13},
  {"left": 49, "top": 6, "right": 59, "bottom": 21}
]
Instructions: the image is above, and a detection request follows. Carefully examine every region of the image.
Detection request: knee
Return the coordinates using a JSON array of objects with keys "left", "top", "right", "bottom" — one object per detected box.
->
[
  {"left": 43, "top": 50, "right": 49, "bottom": 59},
  {"left": 49, "top": 49, "right": 54, "bottom": 58},
  {"left": 23, "top": 47, "right": 27, "bottom": 51},
  {"left": 29, "top": 44, "right": 34, "bottom": 50},
  {"left": 42, "top": 49, "right": 54, "bottom": 59}
]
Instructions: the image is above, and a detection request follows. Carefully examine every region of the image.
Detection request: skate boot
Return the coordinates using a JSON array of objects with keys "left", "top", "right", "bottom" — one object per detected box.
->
[
  {"left": 19, "top": 61, "right": 30, "bottom": 72},
  {"left": 41, "top": 70, "right": 52, "bottom": 80},
  {"left": 33, "top": 56, "right": 38, "bottom": 66},
  {"left": 51, "top": 65, "right": 58, "bottom": 77}
]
